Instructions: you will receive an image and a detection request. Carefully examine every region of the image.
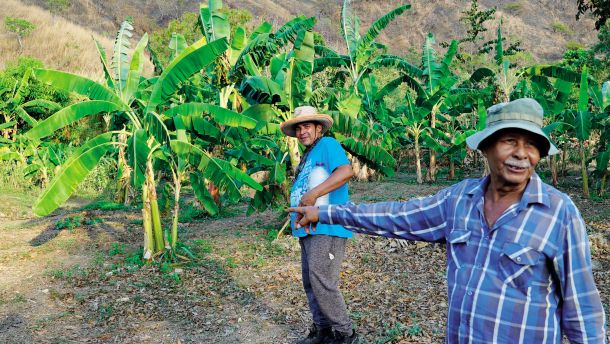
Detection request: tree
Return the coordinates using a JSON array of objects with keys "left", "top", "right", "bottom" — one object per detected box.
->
[
  {"left": 576, "top": 0, "right": 610, "bottom": 30},
  {"left": 4, "top": 17, "right": 36, "bottom": 51}
]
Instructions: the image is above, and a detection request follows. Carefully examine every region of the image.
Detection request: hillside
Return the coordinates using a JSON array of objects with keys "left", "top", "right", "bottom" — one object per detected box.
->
[
  {"left": 14, "top": 0, "right": 599, "bottom": 65},
  {"left": 0, "top": 0, "right": 114, "bottom": 80}
]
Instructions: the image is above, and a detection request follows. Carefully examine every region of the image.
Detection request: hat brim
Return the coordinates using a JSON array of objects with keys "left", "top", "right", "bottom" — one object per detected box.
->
[
  {"left": 465, "top": 120, "right": 559, "bottom": 156},
  {"left": 280, "top": 114, "right": 334, "bottom": 137}
]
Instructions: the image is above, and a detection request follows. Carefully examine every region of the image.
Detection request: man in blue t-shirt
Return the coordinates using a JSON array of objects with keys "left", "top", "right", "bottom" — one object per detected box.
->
[{"left": 280, "top": 106, "right": 357, "bottom": 344}]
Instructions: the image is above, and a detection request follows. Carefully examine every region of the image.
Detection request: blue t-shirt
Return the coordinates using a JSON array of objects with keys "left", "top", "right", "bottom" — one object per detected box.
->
[{"left": 290, "top": 137, "right": 352, "bottom": 238}]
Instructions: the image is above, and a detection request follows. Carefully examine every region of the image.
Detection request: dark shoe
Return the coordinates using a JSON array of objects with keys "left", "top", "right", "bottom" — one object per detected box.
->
[
  {"left": 296, "top": 323, "right": 333, "bottom": 344},
  {"left": 330, "top": 329, "right": 358, "bottom": 344}
]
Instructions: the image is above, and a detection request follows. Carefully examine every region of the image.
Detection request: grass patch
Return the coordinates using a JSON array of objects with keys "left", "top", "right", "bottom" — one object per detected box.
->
[
  {"left": 550, "top": 20, "right": 574, "bottom": 36},
  {"left": 503, "top": 2, "right": 522, "bottom": 12},
  {"left": 80, "top": 200, "right": 130, "bottom": 211},
  {"left": 46, "top": 264, "right": 88, "bottom": 281}
]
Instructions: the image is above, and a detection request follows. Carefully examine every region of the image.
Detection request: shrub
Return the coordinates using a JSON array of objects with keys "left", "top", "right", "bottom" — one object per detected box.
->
[
  {"left": 550, "top": 20, "right": 574, "bottom": 36},
  {"left": 503, "top": 2, "right": 523, "bottom": 13}
]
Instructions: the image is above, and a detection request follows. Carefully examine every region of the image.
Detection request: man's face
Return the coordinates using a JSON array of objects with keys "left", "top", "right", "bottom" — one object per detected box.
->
[
  {"left": 483, "top": 129, "right": 542, "bottom": 189},
  {"left": 295, "top": 122, "right": 322, "bottom": 146}
]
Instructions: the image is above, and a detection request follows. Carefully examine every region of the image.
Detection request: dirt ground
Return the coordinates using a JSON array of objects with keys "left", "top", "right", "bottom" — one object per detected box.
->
[{"left": 0, "top": 174, "right": 609, "bottom": 343}]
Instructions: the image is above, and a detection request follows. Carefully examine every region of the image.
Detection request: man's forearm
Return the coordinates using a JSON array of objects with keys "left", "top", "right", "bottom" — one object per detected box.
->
[
  {"left": 318, "top": 200, "right": 446, "bottom": 242},
  {"left": 309, "top": 164, "right": 353, "bottom": 198}
]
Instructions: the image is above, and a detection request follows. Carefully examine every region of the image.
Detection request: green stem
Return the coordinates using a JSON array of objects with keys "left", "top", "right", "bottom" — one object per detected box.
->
[
  {"left": 580, "top": 143, "right": 590, "bottom": 198},
  {"left": 142, "top": 183, "right": 154, "bottom": 260},
  {"left": 171, "top": 177, "right": 181, "bottom": 250},
  {"left": 146, "top": 160, "right": 165, "bottom": 252}
]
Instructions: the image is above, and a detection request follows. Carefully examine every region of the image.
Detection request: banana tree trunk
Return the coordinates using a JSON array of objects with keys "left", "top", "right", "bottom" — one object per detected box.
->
[
  {"left": 142, "top": 183, "right": 154, "bottom": 260},
  {"left": 561, "top": 149, "right": 567, "bottom": 177},
  {"left": 146, "top": 159, "right": 165, "bottom": 251},
  {"left": 414, "top": 135, "right": 423, "bottom": 184},
  {"left": 427, "top": 110, "right": 437, "bottom": 182},
  {"left": 448, "top": 158, "right": 455, "bottom": 180},
  {"left": 548, "top": 155, "right": 558, "bottom": 187},
  {"left": 116, "top": 132, "right": 131, "bottom": 205},
  {"left": 599, "top": 170, "right": 607, "bottom": 197},
  {"left": 580, "top": 142, "right": 590, "bottom": 198},
  {"left": 171, "top": 176, "right": 181, "bottom": 250}
]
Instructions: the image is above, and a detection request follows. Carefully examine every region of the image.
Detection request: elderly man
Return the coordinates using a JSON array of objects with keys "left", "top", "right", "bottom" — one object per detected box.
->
[
  {"left": 288, "top": 99, "right": 606, "bottom": 343},
  {"left": 281, "top": 106, "right": 357, "bottom": 344}
]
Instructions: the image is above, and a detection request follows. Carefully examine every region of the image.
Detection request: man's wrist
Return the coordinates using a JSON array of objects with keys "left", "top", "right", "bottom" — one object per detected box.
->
[{"left": 317, "top": 205, "right": 332, "bottom": 224}]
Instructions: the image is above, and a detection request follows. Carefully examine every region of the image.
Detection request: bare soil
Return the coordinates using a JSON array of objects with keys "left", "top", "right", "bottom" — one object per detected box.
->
[{"left": 0, "top": 174, "right": 608, "bottom": 343}]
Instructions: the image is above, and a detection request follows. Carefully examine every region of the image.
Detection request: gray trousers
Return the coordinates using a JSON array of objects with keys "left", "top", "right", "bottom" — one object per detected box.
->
[{"left": 299, "top": 235, "right": 352, "bottom": 334}]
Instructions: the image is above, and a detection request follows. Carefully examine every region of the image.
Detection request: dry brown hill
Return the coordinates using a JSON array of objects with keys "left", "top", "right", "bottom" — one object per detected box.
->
[
  {"left": 2, "top": 0, "right": 600, "bottom": 77},
  {"left": 0, "top": 0, "right": 114, "bottom": 80}
]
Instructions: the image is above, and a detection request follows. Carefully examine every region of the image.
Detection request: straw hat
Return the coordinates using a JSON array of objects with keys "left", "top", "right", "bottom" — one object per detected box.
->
[
  {"left": 280, "top": 106, "right": 334, "bottom": 137},
  {"left": 465, "top": 98, "right": 559, "bottom": 157}
]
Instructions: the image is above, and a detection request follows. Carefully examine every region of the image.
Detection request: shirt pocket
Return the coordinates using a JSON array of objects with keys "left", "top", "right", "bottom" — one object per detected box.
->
[
  {"left": 498, "top": 242, "right": 543, "bottom": 291},
  {"left": 447, "top": 229, "right": 472, "bottom": 270}
]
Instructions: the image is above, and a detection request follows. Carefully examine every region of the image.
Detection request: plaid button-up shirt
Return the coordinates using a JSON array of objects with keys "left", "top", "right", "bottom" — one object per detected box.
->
[{"left": 319, "top": 174, "right": 606, "bottom": 343}]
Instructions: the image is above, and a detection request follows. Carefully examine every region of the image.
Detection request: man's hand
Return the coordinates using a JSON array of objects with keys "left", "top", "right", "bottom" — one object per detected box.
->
[
  {"left": 286, "top": 206, "right": 320, "bottom": 234},
  {"left": 298, "top": 190, "right": 318, "bottom": 206}
]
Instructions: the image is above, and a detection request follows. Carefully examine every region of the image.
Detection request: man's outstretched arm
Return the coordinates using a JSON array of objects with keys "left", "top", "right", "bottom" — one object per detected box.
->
[{"left": 288, "top": 187, "right": 451, "bottom": 242}]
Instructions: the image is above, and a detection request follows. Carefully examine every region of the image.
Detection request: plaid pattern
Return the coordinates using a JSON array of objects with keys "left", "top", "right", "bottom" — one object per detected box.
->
[{"left": 319, "top": 174, "right": 607, "bottom": 343}]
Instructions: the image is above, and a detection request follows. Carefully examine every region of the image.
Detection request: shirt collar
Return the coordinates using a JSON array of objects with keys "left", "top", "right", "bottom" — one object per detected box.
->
[{"left": 466, "top": 173, "right": 550, "bottom": 208}]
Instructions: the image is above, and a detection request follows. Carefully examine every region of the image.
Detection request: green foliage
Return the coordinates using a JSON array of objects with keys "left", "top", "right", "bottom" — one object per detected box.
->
[
  {"left": 503, "top": 2, "right": 523, "bottom": 13},
  {"left": 46, "top": 0, "right": 71, "bottom": 14},
  {"left": 54, "top": 215, "right": 83, "bottom": 230},
  {"left": 566, "top": 40, "right": 585, "bottom": 51},
  {"left": 4, "top": 17, "right": 36, "bottom": 38},
  {"left": 150, "top": 12, "right": 202, "bottom": 67},
  {"left": 458, "top": 0, "right": 496, "bottom": 47},
  {"left": 108, "top": 243, "right": 126, "bottom": 256}
]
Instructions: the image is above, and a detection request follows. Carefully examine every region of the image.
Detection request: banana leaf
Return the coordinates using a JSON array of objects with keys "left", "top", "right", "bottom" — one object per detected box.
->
[
  {"left": 26, "top": 100, "right": 125, "bottom": 140},
  {"left": 147, "top": 37, "right": 229, "bottom": 112},
  {"left": 33, "top": 132, "right": 115, "bottom": 216},
  {"left": 33, "top": 69, "right": 124, "bottom": 104},
  {"left": 338, "top": 136, "right": 395, "bottom": 177},
  {"left": 164, "top": 103, "right": 257, "bottom": 129},
  {"left": 111, "top": 21, "right": 134, "bottom": 95},
  {"left": 190, "top": 172, "right": 219, "bottom": 215}
]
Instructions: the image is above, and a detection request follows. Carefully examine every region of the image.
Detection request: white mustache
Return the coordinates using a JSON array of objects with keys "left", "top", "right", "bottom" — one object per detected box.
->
[{"left": 504, "top": 158, "right": 531, "bottom": 169}]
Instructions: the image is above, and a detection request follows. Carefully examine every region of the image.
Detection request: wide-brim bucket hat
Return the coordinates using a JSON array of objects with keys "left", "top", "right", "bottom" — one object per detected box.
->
[
  {"left": 465, "top": 98, "right": 559, "bottom": 157},
  {"left": 280, "top": 106, "right": 333, "bottom": 137}
]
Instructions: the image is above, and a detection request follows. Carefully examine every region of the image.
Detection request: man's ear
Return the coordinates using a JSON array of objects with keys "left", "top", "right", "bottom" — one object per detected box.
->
[{"left": 316, "top": 124, "right": 323, "bottom": 136}]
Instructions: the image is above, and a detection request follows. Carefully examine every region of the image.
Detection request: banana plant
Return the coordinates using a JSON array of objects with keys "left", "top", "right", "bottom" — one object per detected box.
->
[
  {"left": 313, "top": 0, "right": 418, "bottom": 97},
  {"left": 567, "top": 66, "right": 593, "bottom": 198},
  {"left": 589, "top": 81, "right": 610, "bottom": 197},
  {"left": 26, "top": 20, "right": 241, "bottom": 260}
]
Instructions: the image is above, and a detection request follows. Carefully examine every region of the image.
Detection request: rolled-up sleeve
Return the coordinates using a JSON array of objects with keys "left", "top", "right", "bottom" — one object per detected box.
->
[
  {"left": 555, "top": 202, "right": 607, "bottom": 343},
  {"left": 318, "top": 187, "right": 451, "bottom": 243}
]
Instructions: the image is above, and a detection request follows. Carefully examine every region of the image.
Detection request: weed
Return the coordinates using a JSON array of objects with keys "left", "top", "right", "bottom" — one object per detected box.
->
[
  {"left": 225, "top": 257, "right": 238, "bottom": 268},
  {"left": 108, "top": 242, "right": 126, "bottom": 256},
  {"left": 375, "top": 322, "right": 406, "bottom": 343},
  {"left": 54, "top": 215, "right": 83, "bottom": 230},
  {"left": 129, "top": 219, "right": 143, "bottom": 226},
  {"left": 192, "top": 239, "right": 213, "bottom": 254},
  {"left": 84, "top": 217, "right": 104, "bottom": 225},
  {"left": 46, "top": 264, "right": 88, "bottom": 281},
  {"left": 13, "top": 293, "right": 26, "bottom": 303},
  {"left": 178, "top": 203, "right": 207, "bottom": 222},
  {"left": 97, "top": 303, "right": 114, "bottom": 323},
  {"left": 362, "top": 253, "right": 370, "bottom": 264}
]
